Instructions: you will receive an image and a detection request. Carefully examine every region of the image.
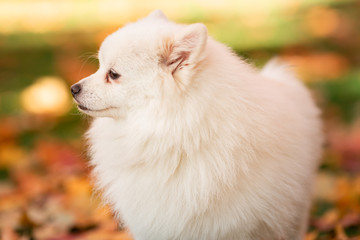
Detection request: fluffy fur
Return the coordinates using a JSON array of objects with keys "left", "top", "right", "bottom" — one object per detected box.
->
[{"left": 72, "top": 10, "right": 323, "bottom": 240}]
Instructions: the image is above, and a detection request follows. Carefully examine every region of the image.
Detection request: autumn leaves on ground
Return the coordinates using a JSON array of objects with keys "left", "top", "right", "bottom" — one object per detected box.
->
[
  {"left": 0, "top": 125, "right": 132, "bottom": 240},
  {"left": 1, "top": 0, "right": 360, "bottom": 239}
]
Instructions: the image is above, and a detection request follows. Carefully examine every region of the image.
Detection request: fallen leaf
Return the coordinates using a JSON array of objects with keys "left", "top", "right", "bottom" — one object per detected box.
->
[{"left": 335, "top": 223, "right": 349, "bottom": 240}]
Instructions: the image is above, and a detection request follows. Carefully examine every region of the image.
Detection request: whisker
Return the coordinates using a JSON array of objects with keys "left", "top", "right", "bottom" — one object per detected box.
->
[{"left": 77, "top": 52, "right": 99, "bottom": 80}]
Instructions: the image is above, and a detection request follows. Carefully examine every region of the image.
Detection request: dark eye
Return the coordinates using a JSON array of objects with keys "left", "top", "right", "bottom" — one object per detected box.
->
[{"left": 108, "top": 69, "right": 121, "bottom": 80}]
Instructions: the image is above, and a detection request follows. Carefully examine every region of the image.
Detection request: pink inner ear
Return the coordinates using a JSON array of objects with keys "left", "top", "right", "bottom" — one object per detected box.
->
[
  {"left": 159, "top": 24, "right": 206, "bottom": 75},
  {"left": 169, "top": 51, "right": 190, "bottom": 74},
  {"left": 159, "top": 37, "right": 191, "bottom": 74}
]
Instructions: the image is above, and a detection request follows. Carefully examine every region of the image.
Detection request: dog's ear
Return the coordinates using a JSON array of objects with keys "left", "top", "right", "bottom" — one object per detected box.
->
[
  {"left": 160, "top": 23, "right": 207, "bottom": 76},
  {"left": 147, "top": 10, "right": 168, "bottom": 21}
]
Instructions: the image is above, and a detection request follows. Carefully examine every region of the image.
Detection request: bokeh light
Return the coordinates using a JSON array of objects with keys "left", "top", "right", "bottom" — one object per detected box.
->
[{"left": 20, "top": 77, "right": 71, "bottom": 116}]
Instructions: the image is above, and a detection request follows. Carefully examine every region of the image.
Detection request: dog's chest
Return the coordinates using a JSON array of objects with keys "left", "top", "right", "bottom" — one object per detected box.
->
[{"left": 97, "top": 161, "right": 208, "bottom": 235}]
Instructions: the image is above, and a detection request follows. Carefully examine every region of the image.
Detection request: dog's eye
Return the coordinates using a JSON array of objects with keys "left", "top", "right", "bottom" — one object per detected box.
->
[{"left": 108, "top": 69, "right": 121, "bottom": 80}]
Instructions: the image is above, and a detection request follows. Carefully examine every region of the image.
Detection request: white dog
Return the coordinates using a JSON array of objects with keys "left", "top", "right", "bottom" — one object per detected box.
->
[{"left": 71, "top": 10, "right": 323, "bottom": 240}]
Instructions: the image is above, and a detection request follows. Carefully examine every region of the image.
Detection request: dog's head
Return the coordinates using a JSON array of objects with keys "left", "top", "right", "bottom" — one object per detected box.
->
[{"left": 71, "top": 10, "right": 208, "bottom": 118}]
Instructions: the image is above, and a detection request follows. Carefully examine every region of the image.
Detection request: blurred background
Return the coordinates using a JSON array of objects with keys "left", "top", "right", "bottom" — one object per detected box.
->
[{"left": 0, "top": 0, "right": 359, "bottom": 239}]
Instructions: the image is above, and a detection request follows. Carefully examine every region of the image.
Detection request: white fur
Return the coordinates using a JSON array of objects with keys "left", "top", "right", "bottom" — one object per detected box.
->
[{"left": 73, "top": 10, "right": 323, "bottom": 240}]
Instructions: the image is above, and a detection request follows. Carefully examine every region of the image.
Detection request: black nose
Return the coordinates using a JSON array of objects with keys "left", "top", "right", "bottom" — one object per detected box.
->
[{"left": 71, "top": 84, "right": 81, "bottom": 97}]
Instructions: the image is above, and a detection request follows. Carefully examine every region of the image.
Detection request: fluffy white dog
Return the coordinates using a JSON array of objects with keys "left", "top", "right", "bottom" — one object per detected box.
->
[{"left": 71, "top": 10, "right": 323, "bottom": 240}]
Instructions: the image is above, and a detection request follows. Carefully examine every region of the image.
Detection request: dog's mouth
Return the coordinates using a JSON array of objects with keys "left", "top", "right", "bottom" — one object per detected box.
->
[
  {"left": 78, "top": 105, "right": 90, "bottom": 111},
  {"left": 78, "top": 104, "right": 115, "bottom": 112}
]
